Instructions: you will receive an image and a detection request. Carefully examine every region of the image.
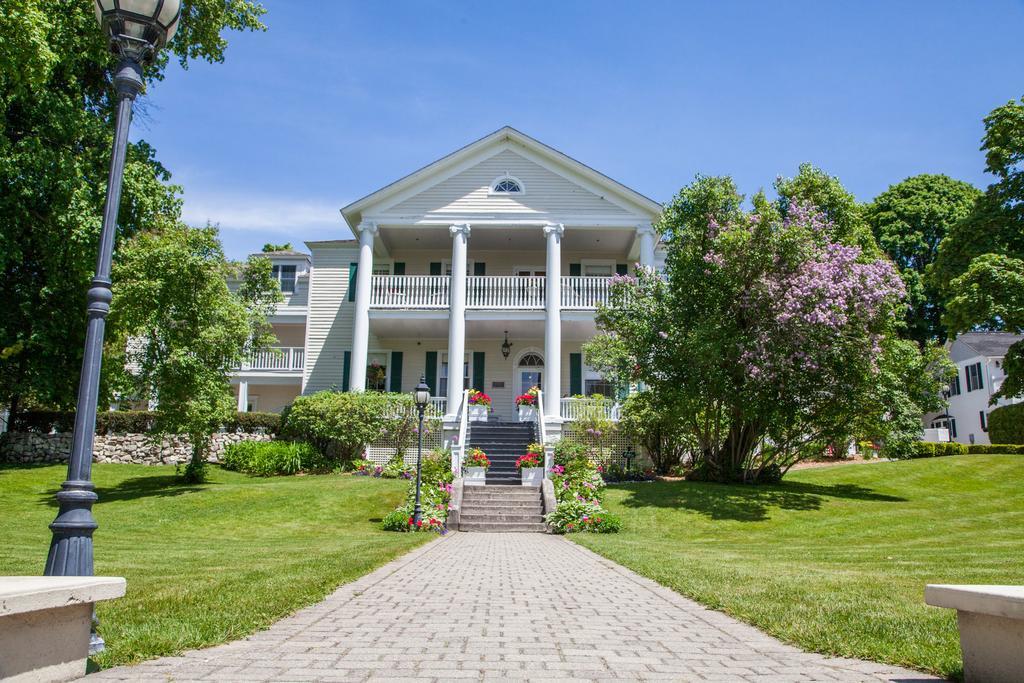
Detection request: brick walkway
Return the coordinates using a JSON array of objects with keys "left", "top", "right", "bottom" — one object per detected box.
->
[{"left": 88, "top": 533, "right": 939, "bottom": 682}]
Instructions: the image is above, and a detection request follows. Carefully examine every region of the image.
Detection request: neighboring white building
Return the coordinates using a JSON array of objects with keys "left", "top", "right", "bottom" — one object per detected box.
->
[
  {"left": 924, "top": 332, "right": 1024, "bottom": 445},
  {"left": 229, "top": 127, "right": 664, "bottom": 425}
]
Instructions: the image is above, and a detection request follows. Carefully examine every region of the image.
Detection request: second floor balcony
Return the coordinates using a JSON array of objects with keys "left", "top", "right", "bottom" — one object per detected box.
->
[
  {"left": 238, "top": 346, "right": 305, "bottom": 373},
  {"left": 368, "top": 275, "right": 612, "bottom": 311}
]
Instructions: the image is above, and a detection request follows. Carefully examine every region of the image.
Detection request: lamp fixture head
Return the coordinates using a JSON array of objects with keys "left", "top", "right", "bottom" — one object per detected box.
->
[
  {"left": 501, "top": 331, "right": 512, "bottom": 359},
  {"left": 413, "top": 375, "right": 431, "bottom": 409},
  {"left": 94, "top": 0, "right": 182, "bottom": 63}
]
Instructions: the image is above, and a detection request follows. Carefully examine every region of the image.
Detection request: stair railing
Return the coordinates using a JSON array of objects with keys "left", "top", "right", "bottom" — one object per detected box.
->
[
  {"left": 535, "top": 389, "right": 551, "bottom": 476},
  {"left": 451, "top": 388, "right": 470, "bottom": 476}
]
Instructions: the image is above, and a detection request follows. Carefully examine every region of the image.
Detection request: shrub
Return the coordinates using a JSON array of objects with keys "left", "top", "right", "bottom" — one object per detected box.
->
[
  {"left": 382, "top": 453, "right": 412, "bottom": 479},
  {"left": 618, "top": 391, "right": 693, "bottom": 474},
  {"left": 967, "top": 444, "right": 1024, "bottom": 455},
  {"left": 988, "top": 404, "right": 1024, "bottom": 445},
  {"left": 349, "top": 458, "right": 379, "bottom": 476},
  {"left": 910, "top": 442, "right": 968, "bottom": 458},
  {"left": 223, "top": 411, "right": 280, "bottom": 435},
  {"left": 9, "top": 410, "right": 75, "bottom": 433},
  {"left": 552, "top": 438, "right": 588, "bottom": 466},
  {"left": 94, "top": 410, "right": 157, "bottom": 434},
  {"left": 546, "top": 499, "right": 621, "bottom": 534},
  {"left": 281, "top": 391, "right": 414, "bottom": 466},
  {"left": 381, "top": 450, "right": 453, "bottom": 533},
  {"left": 221, "top": 441, "right": 323, "bottom": 476}
]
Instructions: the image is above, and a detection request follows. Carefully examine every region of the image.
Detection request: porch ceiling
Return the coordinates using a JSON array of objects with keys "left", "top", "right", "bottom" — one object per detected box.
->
[
  {"left": 367, "top": 312, "right": 597, "bottom": 341},
  {"left": 376, "top": 225, "right": 636, "bottom": 254}
]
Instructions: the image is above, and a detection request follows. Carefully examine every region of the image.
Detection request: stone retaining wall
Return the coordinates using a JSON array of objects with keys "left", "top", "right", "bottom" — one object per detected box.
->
[{"left": 0, "top": 431, "right": 273, "bottom": 466}]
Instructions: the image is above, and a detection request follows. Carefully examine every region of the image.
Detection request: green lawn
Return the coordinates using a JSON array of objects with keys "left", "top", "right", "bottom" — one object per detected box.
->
[
  {"left": 572, "top": 454, "right": 1024, "bottom": 680},
  {"left": 0, "top": 464, "right": 430, "bottom": 669}
]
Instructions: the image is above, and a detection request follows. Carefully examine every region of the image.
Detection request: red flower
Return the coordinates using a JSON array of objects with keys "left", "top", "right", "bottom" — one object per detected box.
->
[
  {"left": 416, "top": 520, "right": 423, "bottom": 527},
  {"left": 407, "top": 517, "right": 413, "bottom": 525}
]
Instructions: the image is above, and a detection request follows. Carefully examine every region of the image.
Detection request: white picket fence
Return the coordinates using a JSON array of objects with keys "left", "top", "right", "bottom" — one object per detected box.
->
[{"left": 368, "top": 275, "right": 612, "bottom": 310}]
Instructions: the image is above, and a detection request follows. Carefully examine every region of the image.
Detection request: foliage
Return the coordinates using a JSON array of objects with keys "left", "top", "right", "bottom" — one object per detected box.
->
[
  {"left": 515, "top": 453, "right": 543, "bottom": 470},
  {"left": 935, "top": 96, "right": 1024, "bottom": 399},
  {"left": 526, "top": 442, "right": 543, "bottom": 456},
  {"left": 966, "top": 443, "right": 1024, "bottom": 454},
  {"left": 108, "top": 224, "right": 280, "bottom": 482},
  {"left": 601, "top": 461, "right": 656, "bottom": 483},
  {"left": 5, "top": 409, "right": 279, "bottom": 436},
  {"left": 618, "top": 390, "right": 693, "bottom": 474},
  {"left": 550, "top": 457, "right": 606, "bottom": 505},
  {"left": 222, "top": 411, "right": 280, "bottom": 435},
  {"left": 381, "top": 450, "right": 453, "bottom": 533},
  {"left": 465, "top": 448, "right": 490, "bottom": 469},
  {"left": 515, "top": 386, "right": 539, "bottom": 406},
  {"left": 574, "top": 394, "right": 617, "bottom": 460},
  {"left": 989, "top": 403, "right": 1024, "bottom": 444},
  {"left": 546, "top": 499, "right": 621, "bottom": 534},
  {"left": 0, "top": 0, "right": 265, "bottom": 415},
  {"left": 220, "top": 440, "right": 325, "bottom": 477},
  {"left": 467, "top": 389, "right": 491, "bottom": 406},
  {"left": 865, "top": 175, "right": 980, "bottom": 343},
  {"left": 910, "top": 441, "right": 968, "bottom": 458},
  {"left": 281, "top": 391, "right": 415, "bottom": 466},
  {"left": 586, "top": 172, "right": 906, "bottom": 483},
  {"left": 382, "top": 453, "right": 412, "bottom": 479},
  {"left": 552, "top": 438, "right": 588, "bottom": 466},
  {"left": 261, "top": 242, "right": 291, "bottom": 252}
]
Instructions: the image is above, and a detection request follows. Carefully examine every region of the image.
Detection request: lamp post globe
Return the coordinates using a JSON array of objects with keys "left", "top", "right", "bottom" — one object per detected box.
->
[
  {"left": 411, "top": 376, "right": 431, "bottom": 526},
  {"left": 44, "top": 0, "right": 179, "bottom": 655}
]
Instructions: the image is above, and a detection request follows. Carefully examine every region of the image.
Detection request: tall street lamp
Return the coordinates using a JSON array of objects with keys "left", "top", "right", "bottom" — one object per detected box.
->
[
  {"left": 411, "top": 376, "right": 431, "bottom": 526},
  {"left": 44, "top": 0, "right": 181, "bottom": 651}
]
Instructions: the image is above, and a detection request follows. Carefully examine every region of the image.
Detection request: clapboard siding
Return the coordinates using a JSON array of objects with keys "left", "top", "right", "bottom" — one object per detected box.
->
[
  {"left": 303, "top": 244, "right": 360, "bottom": 393},
  {"left": 386, "top": 148, "right": 633, "bottom": 218}
]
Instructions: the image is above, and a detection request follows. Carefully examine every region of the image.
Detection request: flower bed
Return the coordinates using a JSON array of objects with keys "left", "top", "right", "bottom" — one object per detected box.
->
[
  {"left": 381, "top": 450, "right": 453, "bottom": 533},
  {"left": 546, "top": 451, "right": 621, "bottom": 534}
]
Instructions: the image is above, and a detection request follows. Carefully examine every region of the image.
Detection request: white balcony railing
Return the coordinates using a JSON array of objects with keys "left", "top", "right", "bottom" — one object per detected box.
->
[
  {"left": 242, "top": 346, "right": 305, "bottom": 372},
  {"left": 368, "top": 275, "right": 612, "bottom": 310},
  {"left": 428, "top": 397, "right": 447, "bottom": 418},
  {"left": 560, "top": 397, "right": 621, "bottom": 422}
]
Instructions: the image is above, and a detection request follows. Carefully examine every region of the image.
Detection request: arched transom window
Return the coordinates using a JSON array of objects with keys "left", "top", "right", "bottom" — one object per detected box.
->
[
  {"left": 518, "top": 352, "right": 544, "bottom": 367},
  {"left": 490, "top": 175, "right": 524, "bottom": 194}
]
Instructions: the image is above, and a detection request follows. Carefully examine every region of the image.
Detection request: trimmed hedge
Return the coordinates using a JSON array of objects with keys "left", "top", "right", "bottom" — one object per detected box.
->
[
  {"left": 220, "top": 440, "right": 324, "bottom": 476},
  {"left": 988, "top": 403, "right": 1024, "bottom": 445},
  {"left": 7, "top": 410, "right": 278, "bottom": 435},
  {"left": 911, "top": 441, "right": 1024, "bottom": 458}
]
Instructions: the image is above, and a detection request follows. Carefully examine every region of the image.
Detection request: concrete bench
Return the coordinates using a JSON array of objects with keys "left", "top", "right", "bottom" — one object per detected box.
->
[
  {"left": 925, "top": 584, "right": 1024, "bottom": 683},
  {"left": 0, "top": 576, "right": 126, "bottom": 683}
]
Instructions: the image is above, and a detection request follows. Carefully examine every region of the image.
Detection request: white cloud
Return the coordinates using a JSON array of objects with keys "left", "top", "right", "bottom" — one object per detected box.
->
[{"left": 180, "top": 193, "right": 349, "bottom": 235}]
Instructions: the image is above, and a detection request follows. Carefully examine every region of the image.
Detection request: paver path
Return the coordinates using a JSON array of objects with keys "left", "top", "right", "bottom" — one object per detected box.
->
[{"left": 89, "top": 533, "right": 940, "bottom": 682}]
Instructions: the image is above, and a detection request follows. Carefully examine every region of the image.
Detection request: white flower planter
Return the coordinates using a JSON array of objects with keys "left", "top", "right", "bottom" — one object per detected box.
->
[
  {"left": 464, "top": 466, "right": 487, "bottom": 486},
  {"left": 520, "top": 467, "right": 544, "bottom": 487},
  {"left": 468, "top": 405, "right": 489, "bottom": 422},
  {"left": 517, "top": 405, "right": 536, "bottom": 422}
]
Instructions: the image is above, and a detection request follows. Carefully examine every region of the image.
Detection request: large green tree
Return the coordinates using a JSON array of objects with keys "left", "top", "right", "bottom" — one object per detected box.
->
[
  {"left": 865, "top": 175, "right": 980, "bottom": 344},
  {"left": 0, "top": 0, "right": 265, "bottom": 414},
  {"left": 935, "top": 96, "right": 1024, "bottom": 399},
  {"left": 109, "top": 223, "right": 280, "bottom": 482}
]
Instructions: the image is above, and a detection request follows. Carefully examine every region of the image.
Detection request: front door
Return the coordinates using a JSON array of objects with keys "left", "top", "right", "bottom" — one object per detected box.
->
[{"left": 515, "top": 351, "right": 545, "bottom": 413}]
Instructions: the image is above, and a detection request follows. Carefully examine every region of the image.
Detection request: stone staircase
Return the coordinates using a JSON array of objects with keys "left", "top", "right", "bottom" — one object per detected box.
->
[
  {"left": 458, "top": 485, "right": 546, "bottom": 533},
  {"left": 467, "top": 421, "right": 535, "bottom": 485}
]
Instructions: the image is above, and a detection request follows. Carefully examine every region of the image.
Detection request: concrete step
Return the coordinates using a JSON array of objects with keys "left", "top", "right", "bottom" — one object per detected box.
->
[
  {"left": 460, "top": 512, "right": 544, "bottom": 524},
  {"left": 462, "top": 504, "right": 543, "bottom": 514},
  {"left": 458, "top": 521, "right": 548, "bottom": 533},
  {"left": 463, "top": 485, "right": 540, "bottom": 494}
]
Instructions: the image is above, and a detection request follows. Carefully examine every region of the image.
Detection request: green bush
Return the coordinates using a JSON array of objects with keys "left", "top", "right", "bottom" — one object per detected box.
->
[
  {"left": 281, "top": 391, "right": 415, "bottom": 466},
  {"left": 619, "top": 391, "right": 693, "bottom": 474},
  {"left": 8, "top": 409, "right": 278, "bottom": 436},
  {"left": 552, "top": 439, "right": 588, "bottom": 466},
  {"left": 967, "top": 443, "right": 1024, "bottom": 455},
  {"left": 95, "top": 411, "right": 157, "bottom": 434},
  {"left": 381, "top": 449, "right": 453, "bottom": 533},
  {"left": 223, "top": 411, "right": 280, "bottom": 435},
  {"left": 910, "top": 441, "right": 968, "bottom": 458},
  {"left": 8, "top": 410, "right": 75, "bottom": 433},
  {"left": 546, "top": 499, "right": 621, "bottom": 534},
  {"left": 221, "top": 440, "right": 323, "bottom": 476},
  {"left": 988, "top": 404, "right": 1024, "bottom": 445}
]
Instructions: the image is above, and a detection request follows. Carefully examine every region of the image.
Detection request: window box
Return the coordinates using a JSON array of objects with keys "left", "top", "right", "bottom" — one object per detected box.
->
[
  {"left": 520, "top": 467, "right": 544, "bottom": 487},
  {"left": 464, "top": 467, "right": 486, "bottom": 486}
]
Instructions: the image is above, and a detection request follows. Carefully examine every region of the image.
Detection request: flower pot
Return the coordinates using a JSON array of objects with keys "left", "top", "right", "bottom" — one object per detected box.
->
[
  {"left": 520, "top": 467, "right": 544, "bottom": 487},
  {"left": 468, "top": 405, "right": 489, "bottom": 422},
  {"left": 464, "top": 466, "right": 487, "bottom": 486},
  {"left": 517, "top": 405, "right": 536, "bottom": 422}
]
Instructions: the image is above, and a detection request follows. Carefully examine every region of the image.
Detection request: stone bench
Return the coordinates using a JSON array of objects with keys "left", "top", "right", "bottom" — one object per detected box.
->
[
  {"left": 925, "top": 584, "right": 1024, "bottom": 683},
  {"left": 0, "top": 576, "right": 126, "bottom": 683}
]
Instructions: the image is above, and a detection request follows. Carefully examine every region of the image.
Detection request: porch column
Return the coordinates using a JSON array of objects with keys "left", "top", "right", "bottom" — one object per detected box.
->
[
  {"left": 446, "top": 223, "right": 471, "bottom": 414},
  {"left": 543, "top": 222, "right": 564, "bottom": 418},
  {"left": 349, "top": 221, "right": 377, "bottom": 391},
  {"left": 638, "top": 223, "right": 656, "bottom": 269},
  {"left": 237, "top": 380, "right": 248, "bottom": 412}
]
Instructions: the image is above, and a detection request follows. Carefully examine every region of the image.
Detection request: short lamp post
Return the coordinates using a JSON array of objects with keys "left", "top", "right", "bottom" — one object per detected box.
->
[
  {"left": 411, "top": 376, "right": 431, "bottom": 526},
  {"left": 44, "top": 0, "right": 181, "bottom": 653}
]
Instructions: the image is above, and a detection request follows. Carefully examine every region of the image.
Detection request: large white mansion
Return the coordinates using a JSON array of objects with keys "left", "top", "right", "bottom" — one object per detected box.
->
[{"left": 230, "top": 127, "right": 664, "bottom": 422}]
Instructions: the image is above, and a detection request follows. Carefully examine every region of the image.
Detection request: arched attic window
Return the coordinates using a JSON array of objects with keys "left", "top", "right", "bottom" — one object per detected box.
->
[
  {"left": 518, "top": 352, "right": 544, "bottom": 367},
  {"left": 490, "top": 174, "right": 524, "bottom": 195}
]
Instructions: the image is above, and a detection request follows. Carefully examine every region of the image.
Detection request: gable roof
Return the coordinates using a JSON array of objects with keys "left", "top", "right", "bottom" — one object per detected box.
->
[
  {"left": 340, "top": 126, "right": 662, "bottom": 231},
  {"left": 954, "top": 332, "right": 1023, "bottom": 358}
]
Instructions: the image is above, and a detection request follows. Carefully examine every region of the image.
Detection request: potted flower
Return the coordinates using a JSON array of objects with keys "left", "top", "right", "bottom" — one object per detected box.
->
[
  {"left": 464, "top": 447, "right": 490, "bottom": 485},
  {"left": 515, "top": 386, "right": 539, "bottom": 422},
  {"left": 516, "top": 443, "right": 545, "bottom": 486},
  {"left": 467, "top": 389, "right": 491, "bottom": 422}
]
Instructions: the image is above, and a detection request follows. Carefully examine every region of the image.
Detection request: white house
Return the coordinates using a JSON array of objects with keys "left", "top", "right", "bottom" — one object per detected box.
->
[
  {"left": 230, "top": 127, "right": 664, "bottom": 436},
  {"left": 924, "top": 332, "right": 1024, "bottom": 445}
]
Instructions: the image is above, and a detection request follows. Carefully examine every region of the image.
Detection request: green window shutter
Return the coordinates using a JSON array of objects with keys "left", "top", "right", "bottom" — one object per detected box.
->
[
  {"left": 348, "top": 263, "right": 358, "bottom": 302},
  {"left": 393, "top": 262, "right": 405, "bottom": 275},
  {"left": 472, "top": 352, "right": 485, "bottom": 392},
  {"left": 342, "top": 351, "right": 351, "bottom": 390},
  {"left": 569, "top": 263, "right": 582, "bottom": 276},
  {"left": 389, "top": 351, "right": 403, "bottom": 393},
  {"left": 569, "top": 353, "right": 582, "bottom": 396},
  {"left": 429, "top": 262, "right": 442, "bottom": 276},
  {"left": 615, "top": 263, "right": 628, "bottom": 276},
  {"left": 473, "top": 262, "right": 486, "bottom": 276},
  {"left": 424, "top": 351, "right": 438, "bottom": 396},
  {"left": 977, "top": 362, "right": 983, "bottom": 389}
]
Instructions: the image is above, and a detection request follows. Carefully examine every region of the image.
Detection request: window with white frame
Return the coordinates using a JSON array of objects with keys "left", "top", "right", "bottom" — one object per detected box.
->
[
  {"left": 372, "top": 263, "right": 392, "bottom": 276},
  {"left": 439, "top": 353, "right": 470, "bottom": 397},
  {"left": 966, "top": 362, "right": 984, "bottom": 392},
  {"left": 366, "top": 352, "right": 388, "bottom": 392},
  {"left": 490, "top": 175, "right": 524, "bottom": 194},
  {"left": 583, "top": 264, "right": 614, "bottom": 277},
  {"left": 583, "top": 362, "right": 614, "bottom": 398},
  {"left": 271, "top": 264, "right": 297, "bottom": 293}
]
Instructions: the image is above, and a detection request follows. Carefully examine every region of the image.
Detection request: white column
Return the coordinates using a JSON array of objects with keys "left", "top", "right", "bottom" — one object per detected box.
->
[
  {"left": 543, "top": 222, "right": 564, "bottom": 418},
  {"left": 237, "top": 381, "right": 248, "bottom": 412},
  {"left": 638, "top": 223, "right": 657, "bottom": 269},
  {"left": 445, "top": 223, "right": 471, "bottom": 414},
  {"left": 349, "top": 221, "right": 377, "bottom": 391}
]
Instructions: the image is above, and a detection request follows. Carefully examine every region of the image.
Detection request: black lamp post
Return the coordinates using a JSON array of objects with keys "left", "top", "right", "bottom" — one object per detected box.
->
[
  {"left": 44, "top": 0, "right": 181, "bottom": 652},
  {"left": 411, "top": 376, "right": 431, "bottom": 526}
]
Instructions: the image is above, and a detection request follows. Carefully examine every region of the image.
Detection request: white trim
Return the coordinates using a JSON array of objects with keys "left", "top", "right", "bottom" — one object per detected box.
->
[
  {"left": 512, "top": 347, "right": 545, "bottom": 399},
  {"left": 488, "top": 174, "right": 526, "bottom": 196},
  {"left": 513, "top": 265, "right": 546, "bottom": 276}
]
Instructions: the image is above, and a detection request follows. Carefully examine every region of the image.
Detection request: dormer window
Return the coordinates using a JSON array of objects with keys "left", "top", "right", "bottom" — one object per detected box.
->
[
  {"left": 272, "top": 264, "right": 297, "bottom": 293},
  {"left": 490, "top": 175, "right": 524, "bottom": 195}
]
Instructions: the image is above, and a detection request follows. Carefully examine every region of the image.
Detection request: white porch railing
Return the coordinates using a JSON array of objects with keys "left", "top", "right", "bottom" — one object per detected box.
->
[
  {"left": 370, "top": 275, "right": 449, "bottom": 309},
  {"left": 535, "top": 389, "right": 551, "bottom": 475},
  {"left": 560, "top": 397, "right": 621, "bottom": 422},
  {"left": 368, "top": 275, "right": 612, "bottom": 310},
  {"left": 428, "top": 397, "right": 447, "bottom": 419},
  {"left": 561, "top": 276, "right": 612, "bottom": 309},
  {"left": 451, "top": 389, "right": 470, "bottom": 475},
  {"left": 243, "top": 346, "right": 305, "bottom": 371}
]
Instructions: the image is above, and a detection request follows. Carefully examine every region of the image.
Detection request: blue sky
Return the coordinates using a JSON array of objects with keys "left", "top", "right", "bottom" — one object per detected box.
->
[{"left": 132, "top": 1, "right": 1024, "bottom": 259}]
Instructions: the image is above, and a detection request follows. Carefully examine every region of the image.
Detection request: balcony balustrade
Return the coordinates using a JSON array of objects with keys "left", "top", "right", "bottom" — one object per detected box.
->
[
  {"left": 368, "top": 275, "right": 613, "bottom": 311},
  {"left": 560, "top": 397, "right": 621, "bottom": 421},
  {"left": 240, "top": 346, "right": 305, "bottom": 372}
]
